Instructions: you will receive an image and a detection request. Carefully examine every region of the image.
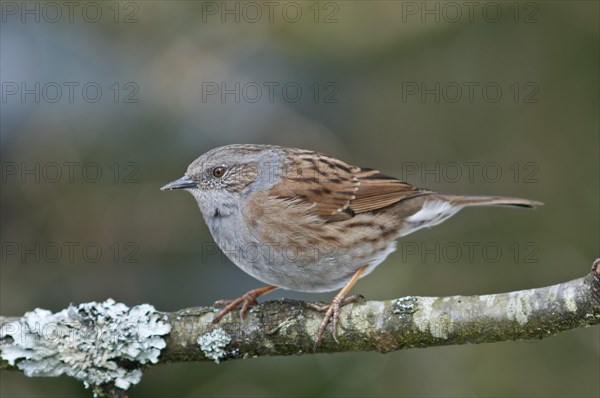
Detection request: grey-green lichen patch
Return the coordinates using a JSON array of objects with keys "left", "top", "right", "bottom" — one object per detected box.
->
[
  {"left": 506, "top": 294, "right": 533, "bottom": 325},
  {"left": 412, "top": 297, "right": 453, "bottom": 339},
  {"left": 562, "top": 284, "right": 579, "bottom": 312},
  {"left": 197, "top": 327, "right": 235, "bottom": 363},
  {"left": 392, "top": 296, "right": 419, "bottom": 315},
  {"left": 0, "top": 299, "right": 171, "bottom": 391}
]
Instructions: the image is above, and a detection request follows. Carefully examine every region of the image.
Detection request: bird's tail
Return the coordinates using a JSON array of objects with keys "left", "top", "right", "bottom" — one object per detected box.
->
[{"left": 438, "top": 194, "right": 543, "bottom": 209}]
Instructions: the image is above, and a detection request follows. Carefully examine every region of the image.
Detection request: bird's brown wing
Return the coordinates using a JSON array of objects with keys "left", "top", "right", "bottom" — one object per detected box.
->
[
  {"left": 350, "top": 170, "right": 428, "bottom": 214},
  {"left": 269, "top": 152, "right": 361, "bottom": 218},
  {"left": 269, "top": 150, "right": 428, "bottom": 221}
]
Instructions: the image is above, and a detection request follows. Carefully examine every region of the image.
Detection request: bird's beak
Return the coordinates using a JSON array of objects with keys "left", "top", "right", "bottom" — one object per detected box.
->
[{"left": 161, "top": 175, "right": 196, "bottom": 191}]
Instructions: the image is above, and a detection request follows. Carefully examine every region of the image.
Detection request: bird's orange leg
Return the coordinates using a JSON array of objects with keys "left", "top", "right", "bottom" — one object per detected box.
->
[
  {"left": 212, "top": 285, "right": 278, "bottom": 323},
  {"left": 307, "top": 265, "right": 368, "bottom": 351}
]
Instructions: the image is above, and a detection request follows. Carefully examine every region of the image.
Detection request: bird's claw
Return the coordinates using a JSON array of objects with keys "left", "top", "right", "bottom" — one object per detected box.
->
[
  {"left": 308, "top": 294, "right": 364, "bottom": 351},
  {"left": 212, "top": 285, "right": 278, "bottom": 323}
]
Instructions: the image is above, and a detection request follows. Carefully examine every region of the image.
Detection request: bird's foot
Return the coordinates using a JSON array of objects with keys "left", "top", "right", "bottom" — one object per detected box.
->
[
  {"left": 213, "top": 285, "right": 278, "bottom": 323},
  {"left": 307, "top": 294, "right": 365, "bottom": 351}
]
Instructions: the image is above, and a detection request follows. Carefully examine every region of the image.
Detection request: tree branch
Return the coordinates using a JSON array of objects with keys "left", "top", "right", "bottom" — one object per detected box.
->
[{"left": 2, "top": 259, "right": 599, "bottom": 397}]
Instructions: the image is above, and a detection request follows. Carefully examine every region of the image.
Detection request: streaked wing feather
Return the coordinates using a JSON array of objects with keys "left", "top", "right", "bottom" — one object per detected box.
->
[
  {"left": 351, "top": 173, "right": 427, "bottom": 214},
  {"left": 269, "top": 149, "right": 427, "bottom": 220},
  {"left": 269, "top": 151, "right": 361, "bottom": 218}
]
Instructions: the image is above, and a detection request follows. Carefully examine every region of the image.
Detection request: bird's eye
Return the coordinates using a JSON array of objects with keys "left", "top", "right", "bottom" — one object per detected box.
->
[{"left": 212, "top": 166, "right": 226, "bottom": 178}]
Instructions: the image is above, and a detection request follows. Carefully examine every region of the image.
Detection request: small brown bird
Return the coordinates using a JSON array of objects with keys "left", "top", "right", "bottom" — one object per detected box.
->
[{"left": 162, "top": 144, "right": 542, "bottom": 349}]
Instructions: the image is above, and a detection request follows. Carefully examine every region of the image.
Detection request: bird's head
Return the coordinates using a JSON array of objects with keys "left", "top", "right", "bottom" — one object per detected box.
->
[{"left": 161, "top": 144, "right": 282, "bottom": 218}]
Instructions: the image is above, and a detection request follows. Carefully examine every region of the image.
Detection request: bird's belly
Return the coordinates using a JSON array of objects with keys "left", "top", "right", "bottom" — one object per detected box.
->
[
  {"left": 209, "top": 216, "right": 396, "bottom": 292},
  {"left": 230, "top": 243, "right": 396, "bottom": 292}
]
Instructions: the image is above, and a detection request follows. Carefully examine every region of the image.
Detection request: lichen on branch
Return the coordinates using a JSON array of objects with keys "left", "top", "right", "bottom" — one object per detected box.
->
[
  {"left": 1, "top": 259, "right": 599, "bottom": 398},
  {"left": 1, "top": 299, "right": 171, "bottom": 392}
]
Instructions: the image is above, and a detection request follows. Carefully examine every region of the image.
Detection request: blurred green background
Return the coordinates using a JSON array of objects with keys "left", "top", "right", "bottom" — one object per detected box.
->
[{"left": 1, "top": 1, "right": 598, "bottom": 397}]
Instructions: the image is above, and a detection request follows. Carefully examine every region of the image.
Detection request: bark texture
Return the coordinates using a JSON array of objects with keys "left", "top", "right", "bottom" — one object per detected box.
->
[{"left": 1, "top": 259, "right": 599, "bottom": 398}]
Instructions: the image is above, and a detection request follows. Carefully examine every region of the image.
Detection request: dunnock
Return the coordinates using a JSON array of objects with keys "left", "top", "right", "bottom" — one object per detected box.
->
[{"left": 162, "top": 144, "right": 542, "bottom": 349}]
